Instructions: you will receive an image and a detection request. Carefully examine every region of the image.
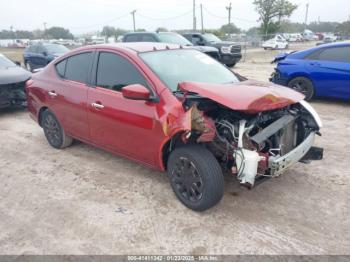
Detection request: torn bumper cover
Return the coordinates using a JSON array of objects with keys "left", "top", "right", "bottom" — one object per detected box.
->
[{"left": 268, "top": 132, "right": 323, "bottom": 176}]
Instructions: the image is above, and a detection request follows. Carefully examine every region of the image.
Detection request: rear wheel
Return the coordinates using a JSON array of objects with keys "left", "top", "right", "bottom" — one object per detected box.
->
[
  {"left": 42, "top": 110, "right": 73, "bottom": 149},
  {"left": 167, "top": 145, "right": 224, "bottom": 211},
  {"left": 288, "top": 77, "right": 315, "bottom": 101}
]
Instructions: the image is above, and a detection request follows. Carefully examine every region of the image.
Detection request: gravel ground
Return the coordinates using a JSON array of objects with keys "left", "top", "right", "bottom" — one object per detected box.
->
[{"left": 0, "top": 44, "right": 349, "bottom": 255}]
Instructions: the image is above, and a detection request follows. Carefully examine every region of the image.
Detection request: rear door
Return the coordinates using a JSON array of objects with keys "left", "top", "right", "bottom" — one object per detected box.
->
[
  {"left": 87, "top": 50, "right": 163, "bottom": 166},
  {"left": 49, "top": 52, "right": 94, "bottom": 140},
  {"left": 307, "top": 46, "right": 350, "bottom": 98}
]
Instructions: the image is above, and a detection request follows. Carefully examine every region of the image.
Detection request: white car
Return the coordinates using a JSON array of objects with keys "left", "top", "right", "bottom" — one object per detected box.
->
[{"left": 262, "top": 35, "right": 289, "bottom": 50}]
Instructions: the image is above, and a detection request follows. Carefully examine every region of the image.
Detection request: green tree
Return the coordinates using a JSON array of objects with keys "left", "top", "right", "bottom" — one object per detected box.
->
[
  {"left": 220, "top": 23, "right": 241, "bottom": 35},
  {"left": 253, "top": 0, "right": 297, "bottom": 37},
  {"left": 336, "top": 21, "right": 350, "bottom": 36},
  {"left": 156, "top": 27, "right": 168, "bottom": 32},
  {"left": 44, "top": 27, "right": 73, "bottom": 39},
  {"left": 101, "top": 26, "right": 116, "bottom": 37}
]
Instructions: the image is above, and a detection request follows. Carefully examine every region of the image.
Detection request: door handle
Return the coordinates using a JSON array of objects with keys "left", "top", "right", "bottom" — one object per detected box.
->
[
  {"left": 48, "top": 91, "right": 58, "bottom": 97},
  {"left": 91, "top": 102, "right": 104, "bottom": 109},
  {"left": 310, "top": 62, "right": 321, "bottom": 66}
]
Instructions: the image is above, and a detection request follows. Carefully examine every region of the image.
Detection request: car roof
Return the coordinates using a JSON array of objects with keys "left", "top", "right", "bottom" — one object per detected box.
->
[
  {"left": 124, "top": 32, "right": 157, "bottom": 36},
  {"left": 74, "top": 42, "right": 184, "bottom": 54}
]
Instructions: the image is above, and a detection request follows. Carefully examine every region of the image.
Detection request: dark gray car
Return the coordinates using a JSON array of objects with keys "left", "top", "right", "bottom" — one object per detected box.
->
[
  {"left": 183, "top": 33, "right": 242, "bottom": 67},
  {"left": 0, "top": 54, "right": 31, "bottom": 109},
  {"left": 122, "top": 32, "right": 220, "bottom": 61}
]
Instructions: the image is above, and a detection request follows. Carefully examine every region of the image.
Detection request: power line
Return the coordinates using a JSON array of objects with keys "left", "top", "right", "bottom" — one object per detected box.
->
[
  {"left": 226, "top": 2, "right": 232, "bottom": 25},
  {"left": 137, "top": 10, "right": 193, "bottom": 21},
  {"left": 200, "top": 4, "right": 204, "bottom": 32},
  {"left": 131, "top": 10, "right": 136, "bottom": 31},
  {"left": 193, "top": 0, "right": 197, "bottom": 31},
  {"left": 202, "top": 6, "right": 256, "bottom": 23},
  {"left": 70, "top": 12, "right": 130, "bottom": 29}
]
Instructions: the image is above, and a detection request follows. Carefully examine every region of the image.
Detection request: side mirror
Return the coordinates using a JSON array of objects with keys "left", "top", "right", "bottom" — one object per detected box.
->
[
  {"left": 122, "top": 84, "right": 151, "bottom": 101},
  {"left": 198, "top": 41, "right": 205, "bottom": 46},
  {"left": 14, "top": 61, "right": 21, "bottom": 66},
  {"left": 43, "top": 51, "right": 48, "bottom": 56}
]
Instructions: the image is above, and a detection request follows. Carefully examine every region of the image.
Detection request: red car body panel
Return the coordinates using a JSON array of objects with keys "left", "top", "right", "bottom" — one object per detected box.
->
[
  {"left": 178, "top": 80, "right": 304, "bottom": 114},
  {"left": 26, "top": 43, "right": 303, "bottom": 171}
]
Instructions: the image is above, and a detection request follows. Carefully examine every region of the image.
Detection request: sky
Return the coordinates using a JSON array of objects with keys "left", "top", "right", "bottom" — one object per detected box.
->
[{"left": 1, "top": 0, "right": 349, "bottom": 34}]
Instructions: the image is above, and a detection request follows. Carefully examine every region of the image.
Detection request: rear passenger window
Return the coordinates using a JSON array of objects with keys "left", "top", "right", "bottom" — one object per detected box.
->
[
  {"left": 65, "top": 52, "right": 92, "bottom": 84},
  {"left": 96, "top": 52, "right": 148, "bottom": 92},
  {"left": 124, "top": 35, "right": 139, "bottom": 42},
  {"left": 55, "top": 59, "right": 66, "bottom": 78},
  {"left": 141, "top": 35, "right": 156, "bottom": 42},
  {"left": 318, "top": 47, "right": 350, "bottom": 62}
]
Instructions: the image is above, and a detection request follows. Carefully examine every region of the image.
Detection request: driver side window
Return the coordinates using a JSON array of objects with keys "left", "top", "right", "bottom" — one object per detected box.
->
[
  {"left": 96, "top": 52, "right": 149, "bottom": 92},
  {"left": 192, "top": 35, "right": 202, "bottom": 45}
]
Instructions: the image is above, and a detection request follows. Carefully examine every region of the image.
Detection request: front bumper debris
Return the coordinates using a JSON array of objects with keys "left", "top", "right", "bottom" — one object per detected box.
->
[{"left": 268, "top": 132, "right": 321, "bottom": 176}]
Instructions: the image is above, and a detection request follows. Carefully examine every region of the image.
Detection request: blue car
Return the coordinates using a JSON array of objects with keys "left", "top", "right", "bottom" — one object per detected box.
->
[
  {"left": 271, "top": 42, "right": 350, "bottom": 100},
  {"left": 23, "top": 43, "right": 69, "bottom": 72}
]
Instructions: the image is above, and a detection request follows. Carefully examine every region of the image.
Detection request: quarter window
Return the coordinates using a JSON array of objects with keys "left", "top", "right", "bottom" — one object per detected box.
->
[
  {"left": 64, "top": 52, "right": 93, "bottom": 84},
  {"left": 55, "top": 59, "right": 67, "bottom": 77},
  {"left": 96, "top": 52, "right": 148, "bottom": 92}
]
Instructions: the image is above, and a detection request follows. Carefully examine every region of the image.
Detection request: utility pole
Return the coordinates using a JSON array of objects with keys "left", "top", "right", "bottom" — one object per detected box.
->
[
  {"left": 200, "top": 4, "right": 204, "bottom": 33},
  {"left": 43, "top": 22, "right": 47, "bottom": 31},
  {"left": 131, "top": 10, "right": 136, "bottom": 32},
  {"left": 226, "top": 2, "right": 232, "bottom": 25},
  {"left": 304, "top": 3, "right": 309, "bottom": 31},
  {"left": 193, "top": 0, "right": 197, "bottom": 31}
]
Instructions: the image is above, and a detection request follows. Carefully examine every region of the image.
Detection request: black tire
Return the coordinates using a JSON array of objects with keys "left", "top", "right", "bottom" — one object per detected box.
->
[
  {"left": 167, "top": 145, "right": 224, "bottom": 211},
  {"left": 288, "top": 77, "right": 315, "bottom": 101},
  {"left": 42, "top": 110, "right": 73, "bottom": 149},
  {"left": 226, "top": 63, "right": 236, "bottom": 68}
]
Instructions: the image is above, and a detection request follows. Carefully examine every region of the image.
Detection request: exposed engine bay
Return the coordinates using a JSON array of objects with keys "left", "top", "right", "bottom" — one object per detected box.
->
[
  {"left": 0, "top": 81, "right": 27, "bottom": 109},
  {"left": 177, "top": 94, "right": 323, "bottom": 188}
]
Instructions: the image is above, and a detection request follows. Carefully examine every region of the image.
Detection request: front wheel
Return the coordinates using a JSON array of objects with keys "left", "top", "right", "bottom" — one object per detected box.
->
[
  {"left": 288, "top": 77, "right": 315, "bottom": 101},
  {"left": 42, "top": 110, "right": 73, "bottom": 149},
  {"left": 167, "top": 145, "right": 224, "bottom": 211}
]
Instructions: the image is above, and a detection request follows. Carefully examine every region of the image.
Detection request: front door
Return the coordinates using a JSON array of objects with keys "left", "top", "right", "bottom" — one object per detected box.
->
[
  {"left": 87, "top": 51, "right": 164, "bottom": 166},
  {"left": 308, "top": 46, "right": 350, "bottom": 99}
]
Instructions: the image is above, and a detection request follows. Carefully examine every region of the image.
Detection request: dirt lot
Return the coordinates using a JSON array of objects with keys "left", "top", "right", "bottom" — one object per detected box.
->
[{"left": 0, "top": 44, "right": 349, "bottom": 255}]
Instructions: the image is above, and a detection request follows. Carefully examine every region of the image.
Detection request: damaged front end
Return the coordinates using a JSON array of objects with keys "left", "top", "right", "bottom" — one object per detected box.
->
[
  {"left": 0, "top": 81, "right": 27, "bottom": 109},
  {"left": 169, "top": 82, "right": 323, "bottom": 189}
]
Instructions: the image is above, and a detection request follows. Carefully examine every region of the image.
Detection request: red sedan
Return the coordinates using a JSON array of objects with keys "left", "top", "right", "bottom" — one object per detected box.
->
[{"left": 26, "top": 43, "right": 323, "bottom": 211}]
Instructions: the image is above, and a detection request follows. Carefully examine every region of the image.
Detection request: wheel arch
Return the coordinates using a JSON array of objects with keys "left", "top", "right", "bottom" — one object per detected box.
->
[
  {"left": 287, "top": 73, "right": 315, "bottom": 86},
  {"left": 38, "top": 106, "right": 49, "bottom": 127},
  {"left": 160, "top": 131, "right": 189, "bottom": 171}
]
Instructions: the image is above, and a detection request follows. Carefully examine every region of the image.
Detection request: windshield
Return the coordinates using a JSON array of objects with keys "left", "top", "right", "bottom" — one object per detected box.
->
[
  {"left": 203, "top": 33, "right": 221, "bottom": 42},
  {"left": 140, "top": 49, "right": 239, "bottom": 92},
  {"left": 0, "top": 55, "right": 16, "bottom": 68},
  {"left": 158, "top": 33, "right": 193, "bottom": 46},
  {"left": 45, "top": 44, "right": 69, "bottom": 54}
]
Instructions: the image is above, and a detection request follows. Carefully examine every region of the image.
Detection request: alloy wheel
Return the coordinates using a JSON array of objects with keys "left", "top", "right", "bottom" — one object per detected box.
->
[{"left": 171, "top": 157, "right": 203, "bottom": 203}]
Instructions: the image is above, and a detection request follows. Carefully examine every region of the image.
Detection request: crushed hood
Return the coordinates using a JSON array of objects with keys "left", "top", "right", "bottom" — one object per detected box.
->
[
  {"left": 178, "top": 80, "right": 304, "bottom": 114},
  {"left": 0, "top": 66, "right": 31, "bottom": 85}
]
